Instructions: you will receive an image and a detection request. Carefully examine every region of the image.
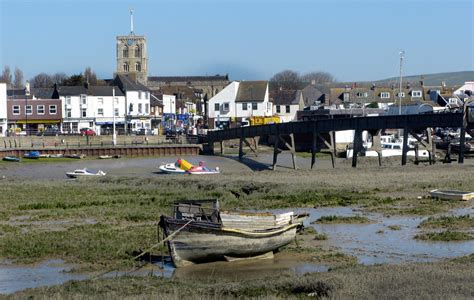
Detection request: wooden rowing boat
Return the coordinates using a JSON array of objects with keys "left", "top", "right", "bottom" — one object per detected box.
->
[
  {"left": 429, "top": 189, "right": 474, "bottom": 201},
  {"left": 159, "top": 199, "right": 308, "bottom": 267}
]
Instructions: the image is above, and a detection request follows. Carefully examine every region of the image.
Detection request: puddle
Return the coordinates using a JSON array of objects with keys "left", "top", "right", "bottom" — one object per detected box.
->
[
  {"left": 299, "top": 206, "right": 474, "bottom": 265},
  {"left": 0, "top": 259, "right": 88, "bottom": 295},
  {"left": 0, "top": 257, "right": 327, "bottom": 294}
]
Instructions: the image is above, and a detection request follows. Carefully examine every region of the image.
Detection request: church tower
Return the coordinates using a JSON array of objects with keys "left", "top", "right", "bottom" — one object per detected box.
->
[{"left": 116, "top": 9, "right": 148, "bottom": 85}]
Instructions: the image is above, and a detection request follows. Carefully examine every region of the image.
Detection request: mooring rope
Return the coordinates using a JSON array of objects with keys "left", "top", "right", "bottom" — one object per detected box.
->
[{"left": 91, "top": 219, "right": 193, "bottom": 280}]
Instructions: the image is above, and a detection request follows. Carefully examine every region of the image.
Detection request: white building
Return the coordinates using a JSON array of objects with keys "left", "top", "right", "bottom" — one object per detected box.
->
[
  {"left": 0, "top": 83, "right": 7, "bottom": 136},
  {"left": 113, "top": 75, "right": 152, "bottom": 133},
  {"left": 271, "top": 90, "right": 304, "bottom": 123},
  {"left": 162, "top": 94, "right": 176, "bottom": 114},
  {"left": 208, "top": 81, "right": 272, "bottom": 129},
  {"left": 454, "top": 81, "right": 474, "bottom": 97},
  {"left": 59, "top": 85, "right": 127, "bottom": 134}
]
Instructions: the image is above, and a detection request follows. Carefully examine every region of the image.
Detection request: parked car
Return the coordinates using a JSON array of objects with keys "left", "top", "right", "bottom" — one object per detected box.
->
[
  {"left": 37, "top": 128, "right": 60, "bottom": 136},
  {"left": 80, "top": 128, "right": 96, "bottom": 136},
  {"left": 136, "top": 128, "right": 153, "bottom": 136}
]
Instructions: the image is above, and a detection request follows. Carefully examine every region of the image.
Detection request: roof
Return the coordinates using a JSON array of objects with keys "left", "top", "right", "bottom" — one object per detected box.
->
[
  {"left": 31, "top": 88, "right": 55, "bottom": 99},
  {"left": 150, "top": 93, "right": 164, "bottom": 107},
  {"left": 302, "top": 85, "right": 326, "bottom": 106},
  {"left": 87, "top": 86, "right": 124, "bottom": 96},
  {"left": 148, "top": 74, "right": 229, "bottom": 83},
  {"left": 235, "top": 81, "right": 268, "bottom": 102},
  {"left": 112, "top": 75, "right": 149, "bottom": 92},
  {"left": 271, "top": 90, "right": 302, "bottom": 105}
]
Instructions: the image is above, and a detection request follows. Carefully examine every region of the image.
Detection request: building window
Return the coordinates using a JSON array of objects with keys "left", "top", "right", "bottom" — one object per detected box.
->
[
  {"left": 114, "top": 108, "right": 119, "bottom": 117},
  {"left": 97, "top": 108, "right": 104, "bottom": 116},
  {"left": 67, "top": 108, "right": 72, "bottom": 118},
  {"left": 214, "top": 103, "right": 220, "bottom": 111},
  {"left": 285, "top": 105, "right": 290, "bottom": 113},
  {"left": 81, "top": 109, "right": 87, "bottom": 118},
  {"left": 81, "top": 95, "right": 87, "bottom": 105},
  {"left": 138, "top": 91, "right": 142, "bottom": 99},
  {"left": 26, "top": 105, "right": 32, "bottom": 115},
  {"left": 397, "top": 92, "right": 405, "bottom": 97},
  {"left": 97, "top": 98, "right": 103, "bottom": 106},
  {"left": 37, "top": 105, "right": 45, "bottom": 115},
  {"left": 135, "top": 62, "right": 141, "bottom": 72},
  {"left": 145, "top": 92, "right": 149, "bottom": 99},
  {"left": 66, "top": 96, "right": 71, "bottom": 105},
  {"left": 242, "top": 103, "right": 247, "bottom": 110},
  {"left": 123, "top": 46, "right": 128, "bottom": 58},
  {"left": 72, "top": 122, "right": 78, "bottom": 132},
  {"left": 145, "top": 103, "right": 149, "bottom": 114},
  {"left": 356, "top": 92, "right": 368, "bottom": 98},
  {"left": 223, "top": 102, "right": 229, "bottom": 111},
  {"left": 138, "top": 103, "right": 142, "bottom": 113},
  {"left": 252, "top": 103, "right": 258, "bottom": 110},
  {"left": 135, "top": 45, "right": 141, "bottom": 58},
  {"left": 276, "top": 105, "right": 281, "bottom": 113},
  {"left": 123, "top": 63, "right": 129, "bottom": 72},
  {"left": 380, "top": 92, "right": 390, "bottom": 99},
  {"left": 412, "top": 90, "right": 422, "bottom": 97},
  {"left": 12, "top": 105, "right": 20, "bottom": 115},
  {"left": 129, "top": 103, "right": 133, "bottom": 112},
  {"left": 49, "top": 105, "right": 57, "bottom": 114}
]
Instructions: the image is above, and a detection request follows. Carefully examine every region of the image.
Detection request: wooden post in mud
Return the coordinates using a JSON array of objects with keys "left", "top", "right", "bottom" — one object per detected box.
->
[
  {"left": 289, "top": 134, "right": 297, "bottom": 170},
  {"left": 373, "top": 130, "right": 382, "bottom": 166},
  {"left": 272, "top": 134, "right": 280, "bottom": 170},
  {"left": 238, "top": 137, "right": 244, "bottom": 161},
  {"left": 220, "top": 141, "right": 225, "bottom": 155},
  {"left": 351, "top": 129, "right": 362, "bottom": 168},
  {"left": 311, "top": 129, "right": 317, "bottom": 169},
  {"left": 401, "top": 127, "right": 409, "bottom": 166},
  {"left": 458, "top": 126, "right": 466, "bottom": 164}
]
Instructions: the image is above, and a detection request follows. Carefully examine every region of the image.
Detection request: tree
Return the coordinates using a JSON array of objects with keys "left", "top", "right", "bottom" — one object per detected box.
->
[
  {"left": 63, "top": 74, "right": 84, "bottom": 86},
  {"left": 51, "top": 72, "right": 69, "bottom": 85},
  {"left": 13, "top": 67, "right": 24, "bottom": 88},
  {"left": 30, "top": 73, "right": 54, "bottom": 88},
  {"left": 84, "top": 67, "right": 97, "bottom": 85},
  {"left": 0, "top": 65, "right": 13, "bottom": 86},
  {"left": 269, "top": 70, "right": 302, "bottom": 90},
  {"left": 301, "top": 71, "right": 335, "bottom": 84}
]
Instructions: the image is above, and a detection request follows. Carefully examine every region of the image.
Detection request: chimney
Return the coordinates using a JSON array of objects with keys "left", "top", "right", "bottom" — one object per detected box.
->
[
  {"left": 311, "top": 79, "right": 316, "bottom": 85},
  {"left": 441, "top": 81, "right": 446, "bottom": 87},
  {"left": 371, "top": 83, "right": 376, "bottom": 90},
  {"left": 84, "top": 81, "right": 89, "bottom": 89},
  {"left": 279, "top": 86, "right": 283, "bottom": 91},
  {"left": 406, "top": 82, "right": 411, "bottom": 89}
]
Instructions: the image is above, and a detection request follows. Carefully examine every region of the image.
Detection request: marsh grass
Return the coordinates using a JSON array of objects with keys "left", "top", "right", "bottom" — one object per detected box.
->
[
  {"left": 414, "top": 231, "right": 473, "bottom": 241},
  {"left": 312, "top": 215, "right": 372, "bottom": 224},
  {"left": 419, "top": 215, "right": 473, "bottom": 230},
  {"left": 387, "top": 225, "right": 402, "bottom": 230}
]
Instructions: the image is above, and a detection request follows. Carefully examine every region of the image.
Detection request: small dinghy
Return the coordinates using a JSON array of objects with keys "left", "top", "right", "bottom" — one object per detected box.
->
[
  {"left": 430, "top": 189, "right": 474, "bottom": 201},
  {"left": 2, "top": 156, "right": 20, "bottom": 162},
  {"left": 187, "top": 161, "right": 220, "bottom": 175},
  {"left": 159, "top": 162, "right": 186, "bottom": 174},
  {"left": 24, "top": 151, "right": 40, "bottom": 159},
  {"left": 65, "top": 168, "right": 106, "bottom": 178}
]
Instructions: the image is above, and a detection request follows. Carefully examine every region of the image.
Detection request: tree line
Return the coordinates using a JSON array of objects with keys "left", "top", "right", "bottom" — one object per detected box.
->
[
  {"left": 0, "top": 66, "right": 102, "bottom": 88},
  {"left": 269, "top": 70, "right": 336, "bottom": 91}
]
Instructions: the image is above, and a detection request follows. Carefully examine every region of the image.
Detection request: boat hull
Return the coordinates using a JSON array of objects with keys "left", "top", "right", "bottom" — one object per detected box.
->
[
  {"left": 430, "top": 189, "right": 474, "bottom": 201},
  {"left": 160, "top": 217, "right": 298, "bottom": 267},
  {"left": 159, "top": 164, "right": 186, "bottom": 174}
]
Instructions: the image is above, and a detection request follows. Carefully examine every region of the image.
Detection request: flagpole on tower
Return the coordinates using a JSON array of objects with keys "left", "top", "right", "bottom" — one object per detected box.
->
[{"left": 130, "top": 8, "right": 134, "bottom": 34}]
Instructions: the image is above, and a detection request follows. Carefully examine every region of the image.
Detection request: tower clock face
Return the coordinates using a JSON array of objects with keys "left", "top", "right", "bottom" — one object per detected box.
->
[{"left": 127, "top": 39, "right": 135, "bottom": 46}]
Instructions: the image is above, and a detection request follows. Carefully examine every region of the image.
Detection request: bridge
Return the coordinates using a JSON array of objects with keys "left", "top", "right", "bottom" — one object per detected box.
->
[{"left": 207, "top": 112, "right": 468, "bottom": 169}]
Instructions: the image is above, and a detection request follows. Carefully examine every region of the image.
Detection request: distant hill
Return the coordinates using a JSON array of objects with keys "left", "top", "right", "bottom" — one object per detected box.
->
[{"left": 373, "top": 71, "right": 474, "bottom": 87}]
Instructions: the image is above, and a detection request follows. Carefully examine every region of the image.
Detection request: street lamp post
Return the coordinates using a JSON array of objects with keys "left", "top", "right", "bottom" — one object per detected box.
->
[
  {"left": 112, "top": 88, "right": 117, "bottom": 145},
  {"left": 25, "top": 81, "right": 30, "bottom": 135},
  {"left": 398, "top": 50, "right": 405, "bottom": 115}
]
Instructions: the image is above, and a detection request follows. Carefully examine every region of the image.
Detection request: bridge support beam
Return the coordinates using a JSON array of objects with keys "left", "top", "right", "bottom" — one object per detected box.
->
[
  {"left": 272, "top": 134, "right": 279, "bottom": 170},
  {"left": 372, "top": 130, "right": 382, "bottom": 166},
  {"left": 401, "top": 127, "right": 409, "bottom": 166},
  {"left": 351, "top": 129, "right": 363, "bottom": 168},
  {"left": 458, "top": 126, "right": 466, "bottom": 164},
  {"left": 311, "top": 130, "right": 317, "bottom": 169},
  {"left": 238, "top": 137, "right": 259, "bottom": 161}
]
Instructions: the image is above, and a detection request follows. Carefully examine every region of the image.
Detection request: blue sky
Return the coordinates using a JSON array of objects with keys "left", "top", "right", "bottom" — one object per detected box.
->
[{"left": 1, "top": 0, "right": 473, "bottom": 82}]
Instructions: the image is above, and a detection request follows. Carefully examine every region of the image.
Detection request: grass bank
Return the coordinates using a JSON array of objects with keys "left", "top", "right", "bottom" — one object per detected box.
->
[
  {"left": 312, "top": 215, "right": 372, "bottom": 224},
  {"left": 414, "top": 230, "right": 473, "bottom": 241},
  {"left": 418, "top": 215, "right": 473, "bottom": 230}
]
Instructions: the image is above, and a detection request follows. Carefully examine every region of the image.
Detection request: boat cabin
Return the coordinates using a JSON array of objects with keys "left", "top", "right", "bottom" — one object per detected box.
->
[{"left": 172, "top": 199, "right": 221, "bottom": 223}]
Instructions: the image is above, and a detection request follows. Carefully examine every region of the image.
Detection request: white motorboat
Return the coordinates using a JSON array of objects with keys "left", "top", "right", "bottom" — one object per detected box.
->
[
  {"left": 65, "top": 168, "right": 107, "bottom": 178},
  {"left": 159, "top": 163, "right": 186, "bottom": 174}
]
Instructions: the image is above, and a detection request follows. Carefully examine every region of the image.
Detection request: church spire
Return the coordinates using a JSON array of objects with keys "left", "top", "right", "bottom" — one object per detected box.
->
[{"left": 130, "top": 8, "right": 134, "bottom": 34}]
